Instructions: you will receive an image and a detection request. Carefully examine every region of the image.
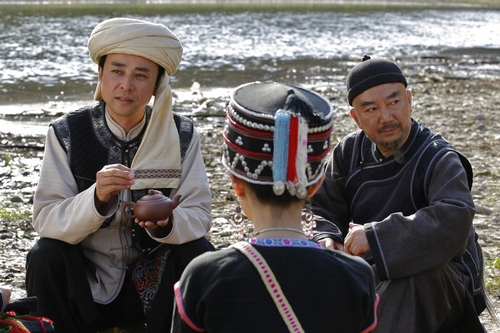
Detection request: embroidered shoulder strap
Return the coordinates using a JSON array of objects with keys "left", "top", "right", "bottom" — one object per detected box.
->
[{"left": 232, "top": 241, "right": 305, "bottom": 333}]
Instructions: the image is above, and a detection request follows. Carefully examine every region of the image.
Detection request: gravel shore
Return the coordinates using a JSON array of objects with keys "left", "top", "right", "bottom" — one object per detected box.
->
[{"left": 0, "top": 69, "right": 499, "bottom": 330}]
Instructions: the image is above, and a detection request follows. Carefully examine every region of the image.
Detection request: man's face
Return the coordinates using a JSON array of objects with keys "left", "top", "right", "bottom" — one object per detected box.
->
[
  {"left": 350, "top": 82, "right": 413, "bottom": 157},
  {"left": 98, "top": 53, "right": 159, "bottom": 131}
]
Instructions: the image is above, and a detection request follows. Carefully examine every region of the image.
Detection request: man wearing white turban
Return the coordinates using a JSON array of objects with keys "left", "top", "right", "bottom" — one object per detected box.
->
[{"left": 25, "top": 18, "right": 214, "bottom": 332}]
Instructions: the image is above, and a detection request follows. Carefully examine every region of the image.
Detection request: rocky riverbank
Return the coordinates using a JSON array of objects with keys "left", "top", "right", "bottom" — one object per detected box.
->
[{"left": 1, "top": 70, "right": 499, "bottom": 329}]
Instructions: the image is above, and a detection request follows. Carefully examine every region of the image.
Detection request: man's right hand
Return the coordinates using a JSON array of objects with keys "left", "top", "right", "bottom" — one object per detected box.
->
[{"left": 95, "top": 164, "right": 135, "bottom": 207}]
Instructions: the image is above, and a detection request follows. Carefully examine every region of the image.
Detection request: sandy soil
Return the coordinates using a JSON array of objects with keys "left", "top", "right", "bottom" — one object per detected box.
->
[{"left": 0, "top": 74, "right": 499, "bottom": 330}]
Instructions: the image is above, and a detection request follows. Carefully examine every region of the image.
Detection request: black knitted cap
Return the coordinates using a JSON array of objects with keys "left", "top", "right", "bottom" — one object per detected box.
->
[{"left": 346, "top": 55, "right": 407, "bottom": 106}]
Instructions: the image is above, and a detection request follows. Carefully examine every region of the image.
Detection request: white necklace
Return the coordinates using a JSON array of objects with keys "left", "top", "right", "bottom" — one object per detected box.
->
[{"left": 254, "top": 227, "right": 305, "bottom": 236}]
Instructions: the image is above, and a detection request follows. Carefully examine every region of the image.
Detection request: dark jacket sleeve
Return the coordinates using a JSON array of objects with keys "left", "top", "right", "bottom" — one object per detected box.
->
[
  {"left": 364, "top": 152, "right": 475, "bottom": 281},
  {"left": 311, "top": 143, "right": 353, "bottom": 243}
]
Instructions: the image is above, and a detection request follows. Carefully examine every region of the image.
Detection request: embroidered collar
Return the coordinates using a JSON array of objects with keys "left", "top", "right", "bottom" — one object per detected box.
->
[{"left": 249, "top": 238, "right": 323, "bottom": 249}]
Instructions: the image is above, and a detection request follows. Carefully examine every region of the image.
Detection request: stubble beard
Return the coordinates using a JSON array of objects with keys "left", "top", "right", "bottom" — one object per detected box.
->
[{"left": 377, "top": 123, "right": 408, "bottom": 163}]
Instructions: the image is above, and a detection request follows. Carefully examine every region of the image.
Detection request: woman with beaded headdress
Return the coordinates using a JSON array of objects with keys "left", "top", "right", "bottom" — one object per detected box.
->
[{"left": 172, "top": 81, "right": 379, "bottom": 333}]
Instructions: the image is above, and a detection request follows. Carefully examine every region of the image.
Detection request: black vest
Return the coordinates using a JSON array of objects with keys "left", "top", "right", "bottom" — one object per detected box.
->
[{"left": 51, "top": 102, "right": 194, "bottom": 252}]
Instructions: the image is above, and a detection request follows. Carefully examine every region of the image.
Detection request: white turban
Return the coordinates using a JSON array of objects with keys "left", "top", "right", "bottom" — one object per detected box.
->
[
  {"left": 88, "top": 17, "right": 182, "bottom": 75},
  {"left": 88, "top": 18, "right": 184, "bottom": 190}
]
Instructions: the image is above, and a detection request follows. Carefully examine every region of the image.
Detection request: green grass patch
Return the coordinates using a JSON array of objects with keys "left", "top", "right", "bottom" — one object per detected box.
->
[
  {"left": 3, "top": 154, "right": 12, "bottom": 167},
  {"left": 486, "top": 254, "right": 500, "bottom": 295},
  {"left": 0, "top": 206, "right": 31, "bottom": 221}
]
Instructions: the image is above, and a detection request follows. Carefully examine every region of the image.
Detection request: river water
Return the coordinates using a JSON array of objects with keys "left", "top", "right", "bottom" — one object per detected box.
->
[
  {"left": 0, "top": 3, "right": 499, "bottom": 153},
  {"left": 1, "top": 4, "right": 499, "bottom": 114}
]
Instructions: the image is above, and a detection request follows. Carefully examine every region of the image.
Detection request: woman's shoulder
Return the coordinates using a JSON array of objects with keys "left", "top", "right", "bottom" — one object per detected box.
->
[
  {"left": 184, "top": 246, "right": 241, "bottom": 271},
  {"left": 321, "top": 249, "right": 375, "bottom": 280}
]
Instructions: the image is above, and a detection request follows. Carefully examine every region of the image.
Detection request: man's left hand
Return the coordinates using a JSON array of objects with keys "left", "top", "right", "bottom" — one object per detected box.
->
[
  {"left": 344, "top": 222, "right": 370, "bottom": 256},
  {"left": 135, "top": 218, "right": 170, "bottom": 229}
]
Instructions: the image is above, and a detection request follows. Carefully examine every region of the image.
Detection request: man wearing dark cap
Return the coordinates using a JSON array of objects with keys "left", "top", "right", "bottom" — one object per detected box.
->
[{"left": 311, "top": 56, "right": 488, "bottom": 332}]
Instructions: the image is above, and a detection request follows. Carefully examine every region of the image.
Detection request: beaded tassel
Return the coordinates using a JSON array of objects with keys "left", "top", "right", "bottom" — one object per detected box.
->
[
  {"left": 273, "top": 110, "right": 290, "bottom": 196},
  {"left": 295, "top": 115, "right": 309, "bottom": 199}
]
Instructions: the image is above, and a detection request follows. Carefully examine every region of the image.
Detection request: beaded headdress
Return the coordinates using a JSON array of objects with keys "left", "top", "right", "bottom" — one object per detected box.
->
[{"left": 223, "top": 82, "right": 334, "bottom": 199}]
